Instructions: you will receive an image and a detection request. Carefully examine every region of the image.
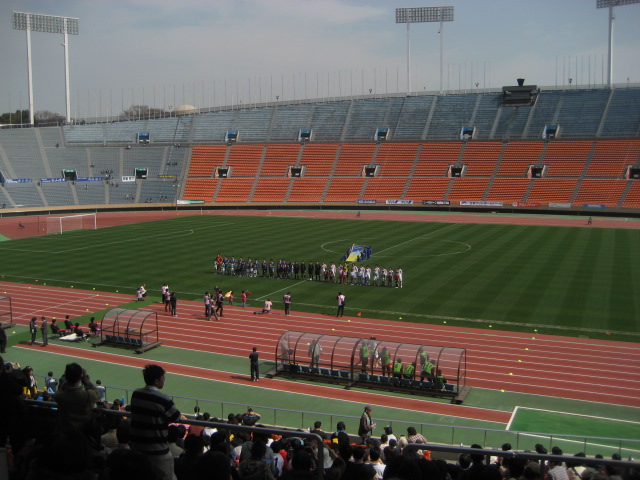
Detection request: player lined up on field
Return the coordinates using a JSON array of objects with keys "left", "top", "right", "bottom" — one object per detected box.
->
[{"left": 213, "top": 255, "right": 403, "bottom": 287}]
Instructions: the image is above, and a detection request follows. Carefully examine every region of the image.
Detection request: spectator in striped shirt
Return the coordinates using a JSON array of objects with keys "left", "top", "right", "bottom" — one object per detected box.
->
[{"left": 130, "top": 364, "right": 182, "bottom": 480}]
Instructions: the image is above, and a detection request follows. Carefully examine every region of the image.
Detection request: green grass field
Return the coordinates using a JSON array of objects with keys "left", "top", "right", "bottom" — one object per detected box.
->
[
  {"left": 0, "top": 214, "right": 638, "bottom": 339},
  {"left": 2, "top": 212, "right": 639, "bottom": 454}
]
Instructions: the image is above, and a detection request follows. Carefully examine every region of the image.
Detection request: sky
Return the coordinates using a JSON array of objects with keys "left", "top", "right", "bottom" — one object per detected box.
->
[{"left": 1, "top": 0, "right": 639, "bottom": 120}]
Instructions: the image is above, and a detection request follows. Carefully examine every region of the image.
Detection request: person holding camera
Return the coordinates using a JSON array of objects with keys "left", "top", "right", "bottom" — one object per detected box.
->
[{"left": 53, "top": 363, "right": 100, "bottom": 433}]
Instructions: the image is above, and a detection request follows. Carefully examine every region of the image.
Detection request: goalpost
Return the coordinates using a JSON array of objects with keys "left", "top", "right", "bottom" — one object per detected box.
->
[{"left": 46, "top": 213, "right": 97, "bottom": 235}]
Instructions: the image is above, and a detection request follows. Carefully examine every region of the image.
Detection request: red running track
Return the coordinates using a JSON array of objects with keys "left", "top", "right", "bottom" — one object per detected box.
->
[{"left": 4, "top": 282, "right": 640, "bottom": 413}]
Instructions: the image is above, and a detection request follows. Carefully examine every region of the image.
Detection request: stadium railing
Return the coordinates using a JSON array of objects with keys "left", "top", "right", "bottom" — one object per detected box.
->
[{"left": 38, "top": 376, "right": 638, "bottom": 459}]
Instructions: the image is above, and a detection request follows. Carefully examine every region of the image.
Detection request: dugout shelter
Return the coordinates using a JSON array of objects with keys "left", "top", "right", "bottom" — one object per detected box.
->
[
  {"left": 270, "top": 331, "right": 469, "bottom": 403},
  {"left": 98, "top": 308, "right": 161, "bottom": 353}
]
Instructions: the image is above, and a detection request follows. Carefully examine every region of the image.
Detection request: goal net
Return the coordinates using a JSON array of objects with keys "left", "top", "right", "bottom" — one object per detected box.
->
[{"left": 46, "top": 213, "right": 97, "bottom": 235}]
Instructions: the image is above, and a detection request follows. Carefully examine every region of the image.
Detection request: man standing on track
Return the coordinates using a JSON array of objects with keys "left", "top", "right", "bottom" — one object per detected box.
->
[
  {"left": 249, "top": 347, "right": 260, "bottom": 382},
  {"left": 169, "top": 292, "right": 177, "bottom": 317},
  {"left": 204, "top": 292, "right": 213, "bottom": 320},
  {"left": 283, "top": 292, "right": 292, "bottom": 315},
  {"left": 40, "top": 317, "right": 48, "bottom": 347},
  {"left": 29, "top": 317, "right": 37, "bottom": 346},
  {"left": 161, "top": 283, "right": 169, "bottom": 304},
  {"left": 215, "top": 289, "right": 224, "bottom": 318},
  {"left": 336, "top": 292, "right": 346, "bottom": 317}
]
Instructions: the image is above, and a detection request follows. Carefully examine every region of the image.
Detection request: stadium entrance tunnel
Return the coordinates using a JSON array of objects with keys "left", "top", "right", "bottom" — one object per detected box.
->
[
  {"left": 267, "top": 331, "right": 469, "bottom": 404},
  {"left": 95, "top": 308, "right": 161, "bottom": 353}
]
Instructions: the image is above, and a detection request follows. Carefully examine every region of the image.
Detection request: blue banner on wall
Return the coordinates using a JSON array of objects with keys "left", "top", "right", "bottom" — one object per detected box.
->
[
  {"left": 40, "top": 178, "right": 67, "bottom": 183},
  {"left": 75, "top": 177, "right": 104, "bottom": 182},
  {"left": 5, "top": 178, "right": 32, "bottom": 183}
]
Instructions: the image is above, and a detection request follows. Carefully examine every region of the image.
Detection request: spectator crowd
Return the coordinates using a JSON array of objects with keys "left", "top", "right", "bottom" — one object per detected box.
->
[{"left": 0, "top": 357, "right": 632, "bottom": 480}]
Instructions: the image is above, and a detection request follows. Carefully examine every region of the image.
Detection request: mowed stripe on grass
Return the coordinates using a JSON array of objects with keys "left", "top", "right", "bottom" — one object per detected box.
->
[{"left": 0, "top": 215, "right": 638, "bottom": 336}]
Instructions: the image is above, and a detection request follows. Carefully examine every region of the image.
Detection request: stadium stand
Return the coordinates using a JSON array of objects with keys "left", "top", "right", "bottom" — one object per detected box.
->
[
  {"left": 574, "top": 179, "right": 628, "bottom": 207},
  {"left": 216, "top": 178, "right": 255, "bottom": 202},
  {"left": 526, "top": 90, "right": 563, "bottom": 138},
  {"left": 460, "top": 142, "right": 503, "bottom": 176},
  {"left": 600, "top": 88, "right": 640, "bottom": 137},
  {"left": 404, "top": 178, "right": 451, "bottom": 203},
  {"left": 189, "top": 145, "right": 227, "bottom": 177},
  {"left": 623, "top": 181, "right": 640, "bottom": 208},
  {"left": 324, "top": 177, "right": 366, "bottom": 202},
  {"left": 426, "top": 95, "right": 477, "bottom": 139},
  {"left": 183, "top": 178, "right": 217, "bottom": 201},
  {"left": 0, "top": 88, "right": 638, "bottom": 212},
  {"left": 486, "top": 178, "right": 531, "bottom": 203},
  {"left": 374, "top": 143, "right": 419, "bottom": 176},
  {"left": 287, "top": 177, "right": 328, "bottom": 202},
  {"left": 299, "top": 143, "right": 339, "bottom": 176},
  {"left": 191, "top": 110, "right": 235, "bottom": 142},
  {"left": 39, "top": 182, "right": 75, "bottom": 207},
  {"left": 527, "top": 178, "right": 579, "bottom": 204},
  {"left": 362, "top": 177, "right": 408, "bottom": 201},
  {"left": 587, "top": 140, "right": 640, "bottom": 177},
  {"left": 393, "top": 95, "right": 433, "bottom": 139},
  {"left": 472, "top": 94, "right": 501, "bottom": 140},
  {"left": 233, "top": 107, "right": 273, "bottom": 142},
  {"left": 226, "top": 144, "right": 264, "bottom": 177},
  {"left": 447, "top": 178, "right": 491, "bottom": 203},
  {"left": 414, "top": 142, "right": 462, "bottom": 176},
  {"left": 542, "top": 141, "right": 592, "bottom": 177},
  {"left": 75, "top": 182, "right": 106, "bottom": 205},
  {"left": 309, "top": 102, "right": 350, "bottom": 142},
  {"left": 252, "top": 178, "right": 291, "bottom": 202},
  {"left": 261, "top": 144, "right": 299, "bottom": 176},
  {"left": 343, "top": 98, "right": 389, "bottom": 141},
  {"left": 333, "top": 144, "right": 376, "bottom": 176},
  {"left": 497, "top": 141, "right": 544, "bottom": 176},
  {"left": 555, "top": 89, "right": 609, "bottom": 137},
  {"left": 269, "top": 104, "right": 314, "bottom": 142}
]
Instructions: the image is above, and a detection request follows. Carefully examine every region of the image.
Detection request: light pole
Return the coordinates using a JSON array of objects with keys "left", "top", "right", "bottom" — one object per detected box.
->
[
  {"left": 13, "top": 11, "right": 79, "bottom": 125},
  {"left": 395, "top": 6, "right": 454, "bottom": 95},
  {"left": 596, "top": 0, "right": 640, "bottom": 88}
]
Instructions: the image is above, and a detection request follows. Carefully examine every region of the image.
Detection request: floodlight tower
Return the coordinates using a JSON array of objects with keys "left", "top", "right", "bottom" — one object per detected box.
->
[
  {"left": 596, "top": 0, "right": 640, "bottom": 88},
  {"left": 12, "top": 11, "right": 79, "bottom": 124},
  {"left": 395, "top": 6, "right": 454, "bottom": 94}
]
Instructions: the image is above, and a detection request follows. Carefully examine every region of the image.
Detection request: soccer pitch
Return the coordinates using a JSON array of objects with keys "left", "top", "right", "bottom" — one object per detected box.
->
[
  {"left": 0, "top": 214, "right": 638, "bottom": 339},
  {"left": 507, "top": 407, "right": 640, "bottom": 455}
]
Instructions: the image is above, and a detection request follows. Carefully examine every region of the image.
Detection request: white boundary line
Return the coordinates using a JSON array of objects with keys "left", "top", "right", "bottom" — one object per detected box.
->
[
  {"left": 512, "top": 406, "right": 640, "bottom": 426},
  {"left": 506, "top": 406, "right": 520, "bottom": 431},
  {"left": 256, "top": 280, "right": 309, "bottom": 301},
  {"left": 506, "top": 406, "right": 640, "bottom": 453}
]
